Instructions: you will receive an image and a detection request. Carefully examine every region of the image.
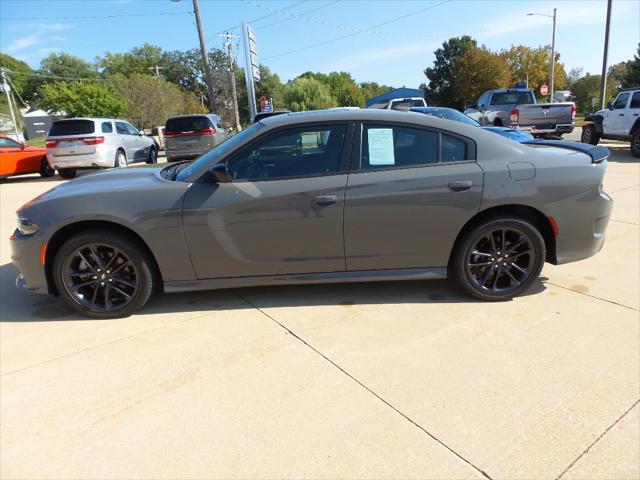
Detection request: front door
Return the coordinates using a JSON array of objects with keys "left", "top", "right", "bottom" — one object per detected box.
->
[
  {"left": 345, "top": 123, "right": 483, "bottom": 271},
  {"left": 182, "top": 123, "right": 353, "bottom": 279}
]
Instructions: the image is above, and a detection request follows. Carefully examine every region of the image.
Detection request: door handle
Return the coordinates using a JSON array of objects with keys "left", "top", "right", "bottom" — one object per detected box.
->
[
  {"left": 448, "top": 181, "right": 472, "bottom": 192},
  {"left": 618, "top": 113, "right": 624, "bottom": 116},
  {"left": 633, "top": 113, "right": 639, "bottom": 117},
  {"left": 312, "top": 195, "right": 337, "bottom": 206}
]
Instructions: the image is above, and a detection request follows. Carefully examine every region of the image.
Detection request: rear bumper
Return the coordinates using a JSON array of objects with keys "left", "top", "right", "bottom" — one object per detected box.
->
[
  {"left": 48, "top": 149, "right": 114, "bottom": 169},
  {"left": 553, "top": 189, "right": 614, "bottom": 265},
  {"left": 520, "top": 123, "right": 575, "bottom": 135},
  {"left": 10, "top": 230, "right": 49, "bottom": 294}
]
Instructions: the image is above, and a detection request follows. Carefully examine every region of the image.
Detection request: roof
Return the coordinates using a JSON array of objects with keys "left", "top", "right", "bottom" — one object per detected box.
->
[
  {"left": 365, "top": 88, "right": 425, "bottom": 107},
  {"left": 621, "top": 87, "right": 640, "bottom": 92}
]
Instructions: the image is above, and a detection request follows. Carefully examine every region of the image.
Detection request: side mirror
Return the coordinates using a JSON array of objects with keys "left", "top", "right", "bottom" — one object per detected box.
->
[
  {"left": 607, "top": 101, "right": 613, "bottom": 110},
  {"left": 210, "top": 163, "right": 232, "bottom": 183},
  {"left": 20, "top": 142, "right": 26, "bottom": 149}
]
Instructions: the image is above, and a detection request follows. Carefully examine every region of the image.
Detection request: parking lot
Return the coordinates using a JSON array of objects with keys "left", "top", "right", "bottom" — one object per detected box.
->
[{"left": 1, "top": 139, "right": 638, "bottom": 479}]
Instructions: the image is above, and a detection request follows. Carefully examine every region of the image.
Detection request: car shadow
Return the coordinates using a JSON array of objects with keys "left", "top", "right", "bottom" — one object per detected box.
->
[
  {"left": 600, "top": 142, "right": 637, "bottom": 163},
  {"left": 0, "top": 262, "right": 547, "bottom": 323}
]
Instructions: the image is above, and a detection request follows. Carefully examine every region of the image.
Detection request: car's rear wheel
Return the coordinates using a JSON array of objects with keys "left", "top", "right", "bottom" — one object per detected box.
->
[
  {"left": 115, "top": 150, "right": 127, "bottom": 168},
  {"left": 451, "top": 217, "right": 545, "bottom": 301},
  {"left": 58, "top": 169, "right": 77, "bottom": 179},
  {"left": 53, "top": 230, "right": 156, "bottom": 319},
  {"left": 631, "top": 131, "right": 640, "bottom": 158},
  {"left": 146, "top": 146, "right": 158, "bottom": 164},
  {"left": 39, "top": 156, "right": 55, "bottom": 178},
  {"left": 581, "top": 124, "right": 600, "bottom": 145}
]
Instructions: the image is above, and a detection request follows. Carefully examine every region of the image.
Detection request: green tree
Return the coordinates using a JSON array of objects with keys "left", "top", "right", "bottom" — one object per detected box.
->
[
  {"left": 423, "top": 36, "right": 476, "bottom": 106},
  {"left": 40, "top": 52, "right": 97, "bottom": 79},
  {"left": 500, "top": 44, "right": 567, "bottom": 96},
  {"left": 0, "top": 53, "right": 34, "bottom": 99},
  {"left": 38, "top": 81, "right": 125, "bottom": 117},
  {"left": 255, "top": 64, "right": 284, "bottom": 109},
  {"left": 99, "top": 43, "right": 164, "bottom": 77},
  {"left": 620, "top": 43, "right": 640, "bottom": 88},
  {"left": 453, "top": 45, "right": 511, "bottom": 110},
  {"left": 283, "top": 77, "right": 336, "bottom": 111},
  {"left": 570, "top": 73, "right": 619, "bottom": 114},
  {"left": 110, "top": 73, "right": 197, "bottom": 130},
  {"left": 359, "top": 81, "right": 392, "bottom": 106}
]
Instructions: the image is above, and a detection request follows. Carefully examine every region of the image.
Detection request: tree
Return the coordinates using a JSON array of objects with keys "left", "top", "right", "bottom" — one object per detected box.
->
[
  {"left": 38, "top": 81, "right": 125, "bottom": 117},
  {"left": 255, "top": 64, "right": 284, "bottom": 109},
  {"left": 283, "top": 77, "right": 336, "bottom": 111},
  {"left": 570, "top": 73, "right": 619, "bottom": 114},
  {"left": 40, "top": 52, "right": 98, "bottom": 79},
  {"left": 110, "top": 73, "right": 201, "bottom": 130},
  {"left": 452, "top": 45, "right": 511, "bottom": 110},
  {"left": 359, "top": 81, "right": 392, "bottom": 106},
  {"left": 500, "top": 44, "right": 567, "bottom": 95},
  {"left": 423, "top": 36, "right": 476, "bottom": 106},
  {"left": 0, "top": 53, "right": 34, "bottom": 99},
  {"left": 568, "top": 67, "right": 584, "bottom": 85},
  {"left": 620, "top": 43, "right": 640, "bottom": 88},
  {"left": 99, "top": 43, "right": 164, "bottom": 77}
]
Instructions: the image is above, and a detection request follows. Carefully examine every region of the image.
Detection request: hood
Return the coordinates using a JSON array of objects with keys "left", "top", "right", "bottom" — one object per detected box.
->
[{"left": 35, "top": 164, "right": 168, "bottom": 204}]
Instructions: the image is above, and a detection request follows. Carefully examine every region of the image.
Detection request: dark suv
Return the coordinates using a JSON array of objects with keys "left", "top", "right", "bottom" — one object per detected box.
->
[{"left": 164, "top": 114, "right": 230, "bottom": 162}]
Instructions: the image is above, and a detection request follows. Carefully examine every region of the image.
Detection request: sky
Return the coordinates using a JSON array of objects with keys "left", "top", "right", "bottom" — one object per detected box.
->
[{"left": 0, "top": 0, "right": 638, "bottom": 89}]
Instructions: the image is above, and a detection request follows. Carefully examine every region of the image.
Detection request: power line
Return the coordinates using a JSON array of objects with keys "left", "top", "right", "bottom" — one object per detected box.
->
[
  {"left": 2, "top": 68, "right": 105, "bottom": 82},
  {"left": 263, "top": 0, "right": 453, "bottom": 60},
  {"left": 211, "top": 0, "right": 305, "bottom": 37},
  {"left": 255, "top": 0, "right": 341, "bottom": 30},
  {"left": 0, "top": 11, "right": 192, "bottom": 21}
]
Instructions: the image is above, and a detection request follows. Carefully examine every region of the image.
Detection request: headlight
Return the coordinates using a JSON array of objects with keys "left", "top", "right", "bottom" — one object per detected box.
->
[{"left": 17, "top": 217, "right": 39, "bottom": 236}]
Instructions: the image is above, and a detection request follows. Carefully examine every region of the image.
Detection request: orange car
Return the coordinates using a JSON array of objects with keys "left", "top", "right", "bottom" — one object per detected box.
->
[{"left": 0, "top": 135, "right": 54, "bottom": 181}]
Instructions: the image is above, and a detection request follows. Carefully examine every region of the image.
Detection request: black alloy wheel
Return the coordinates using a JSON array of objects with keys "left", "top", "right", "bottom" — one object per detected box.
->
[
  {"left": 452, "top": 217, "right": 545, "bottom": 301},
  {"left": 53, "top": 230, "right": 156, "bottom": 318}
]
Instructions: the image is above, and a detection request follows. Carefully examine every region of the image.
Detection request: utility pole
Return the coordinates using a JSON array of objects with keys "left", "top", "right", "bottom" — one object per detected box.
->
[
  {"left": 192, "top": 0, "right": 217, "bottom": 112},
  {"left": 148, "top": 65, "right": 165, "bottom": 78},
  {"left": 220, "top": 32, "right": 241, "bottom": 132},
  {"left": 549, "top": 8, "right": 557, "bottom": 101},
  {"left": 1, "top": 68, "right": 20, "bottom": 141},
  {"left": 599, "top": 0, "right": 613, "bottom": 110}
]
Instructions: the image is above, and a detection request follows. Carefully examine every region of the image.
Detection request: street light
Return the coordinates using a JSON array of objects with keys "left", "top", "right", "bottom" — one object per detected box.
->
[{"left": 527, "top": 8, "right": 557, "bottom": 101}]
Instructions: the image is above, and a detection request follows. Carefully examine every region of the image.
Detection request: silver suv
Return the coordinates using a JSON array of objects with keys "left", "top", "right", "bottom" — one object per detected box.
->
[
  {"left": 46, "top": 118, "right": 158, "bottom": 179},
  {"left": 164, "top": 114, "right": 230, "bottom": 162}
]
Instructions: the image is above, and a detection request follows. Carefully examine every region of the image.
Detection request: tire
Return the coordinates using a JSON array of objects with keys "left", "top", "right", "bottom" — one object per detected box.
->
[
  {"left": 493, "top": 119, "right": 503, "bottom": 127},
  {"left": 581, "top": 124, "right": 600, "bottom": 145},
  {"left": 59, "top": 169, "right": 77, "bottom": 179},
  {"left": 146, "top": 146, "right": 158, "bottom": 164},
  {"left": 39, "top": 156, "right": 55, "bottom": 178},
  {"left": 114, "top": 149, "right": 127, "bottom": 168},
  {"left": 631, "top": 131, "right": 640, "bottom": 158},
  {"left": 52, "top": 229, "right": 156, "bottom": 319},
  {"left": 451, "top": 216, "right": 545, "bottom": 301}
]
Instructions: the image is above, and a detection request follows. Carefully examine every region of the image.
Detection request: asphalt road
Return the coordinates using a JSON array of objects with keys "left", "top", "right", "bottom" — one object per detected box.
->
[{"left": 1, "top": 138, "right": 638, "bottom": 479}]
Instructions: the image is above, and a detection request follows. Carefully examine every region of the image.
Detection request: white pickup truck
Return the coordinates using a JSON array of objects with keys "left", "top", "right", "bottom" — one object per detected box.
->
[{"left": 581, "top": 87, "right": 640, "bottom": 157}]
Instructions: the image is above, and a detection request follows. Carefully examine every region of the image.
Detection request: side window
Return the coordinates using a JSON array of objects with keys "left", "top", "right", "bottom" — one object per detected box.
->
[
  {"left": 227, "top": 124, "right": 346, "bottom": 181},
  {"left": 362, "top": 125, "right": 438, "bottom": 169},
  {"left": 101, "top": 121, "right": 113, "bottom": 133},
  {"left": 613, "top": 93, "right": 629, "bottom": 109},
  {"left": 125, "top": 123, "right": 139, "bottom": 135},
  {"left": 630, "top": 92, "right": 640, "bottom": 109},
  {"left": 0, "top": 137, "right": 20, "bottom": 148},
  {"left": 115, "top": 122, "right": 128, "bottom": 135},
  {"left": 441, "top": 135, "right": 467, "bottom": 162}
]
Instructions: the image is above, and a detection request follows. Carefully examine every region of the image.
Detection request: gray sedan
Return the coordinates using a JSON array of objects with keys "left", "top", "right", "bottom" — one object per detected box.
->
[{"left": 11, "top": 109, "right": 613, "bottom": 318}]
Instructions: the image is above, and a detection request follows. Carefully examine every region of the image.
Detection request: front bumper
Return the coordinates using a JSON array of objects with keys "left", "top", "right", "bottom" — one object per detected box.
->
[{"left": 10, "top": 230, "right": 49, "bottom": 294}]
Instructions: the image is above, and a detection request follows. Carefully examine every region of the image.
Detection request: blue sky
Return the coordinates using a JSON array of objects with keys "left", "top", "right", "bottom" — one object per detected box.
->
[{"left": 1, "top": 0, "right": 638, "bottom": 88}]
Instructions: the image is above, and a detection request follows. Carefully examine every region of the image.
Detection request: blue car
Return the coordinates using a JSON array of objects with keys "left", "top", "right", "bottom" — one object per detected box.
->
[{"left": 410, "top": 107, "right": 534, "bottom": 143}]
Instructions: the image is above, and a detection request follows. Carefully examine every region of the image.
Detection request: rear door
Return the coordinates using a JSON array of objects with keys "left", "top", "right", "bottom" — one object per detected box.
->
[
  {"left": 182, "top": 122, "right": 353, "bottom": 279},
  {"left": 115, "top": 122, "right": 133, "bottom": 160},
  {"left": 344, "top": 122, "right": 483, "bottom": 270},
  {"left": 627, "top": 91, "right": 640, "bottom": 134}
]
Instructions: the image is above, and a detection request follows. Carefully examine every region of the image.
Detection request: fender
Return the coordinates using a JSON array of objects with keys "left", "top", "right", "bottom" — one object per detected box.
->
[{"left": 584, "top": 114, "right": 604, "bottom": 134}]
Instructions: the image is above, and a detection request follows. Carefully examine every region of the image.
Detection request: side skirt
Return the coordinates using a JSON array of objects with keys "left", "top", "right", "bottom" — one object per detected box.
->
[{"left": 164, "top": 267, "right": 448, "bottom": 293}]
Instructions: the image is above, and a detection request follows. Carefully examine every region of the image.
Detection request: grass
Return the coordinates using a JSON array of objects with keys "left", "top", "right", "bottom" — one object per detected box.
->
[{"left": 26, "top": 137, "right": 46, "bottom": 148}]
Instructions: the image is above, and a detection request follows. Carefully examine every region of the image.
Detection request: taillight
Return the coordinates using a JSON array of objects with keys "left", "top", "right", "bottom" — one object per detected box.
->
[
  {"left": 45, "top": 139, "right": 57, "bottom": 148},
  {"left": 81, "top": 136, "right": 105, "bottom": 145},
  {"left": 510, "top": 108, "right": 519, "bottom": 124},
  {"left": 571, "top": 105, "right": 576, "bottom": 120},
  {"left": 164, "top": 131, "right": 176, "bottom": 138},
  {"left": 200, "top": 127, "right": 216, "bottom": 135},
  {"left": 164, "top": 128, "right": 216, "bottom": 138}
]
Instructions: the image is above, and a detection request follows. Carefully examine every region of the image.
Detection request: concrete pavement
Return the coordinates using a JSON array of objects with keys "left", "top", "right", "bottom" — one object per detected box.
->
[{"left": 1, "top": 141, "right": 638, "bottom": 479}]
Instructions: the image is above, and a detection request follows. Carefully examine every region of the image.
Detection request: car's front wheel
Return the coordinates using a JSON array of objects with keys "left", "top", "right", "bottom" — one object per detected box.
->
[
  {"left": 581, "top": 124, "right": 600, "bottom": 145},
  {"left": 39, "top": 156, "right": 55, "bottom": 178},
  {"left": 451, "top": 217, "right": 545, "bottom": 301},
  {"left": 631, "top": 131, "right": 640, "bottom": 158},
  {"left": 52, "top": 230, "right": 156, "bottom": 318}
]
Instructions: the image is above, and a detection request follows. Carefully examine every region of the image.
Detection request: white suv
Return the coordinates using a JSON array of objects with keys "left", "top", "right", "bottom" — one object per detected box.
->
[
  {"left": 582, "top": 87, "right": 640, "bottom": 157},
  {"left": 46, "top": 118, "right": 158, "bottom": 178}
]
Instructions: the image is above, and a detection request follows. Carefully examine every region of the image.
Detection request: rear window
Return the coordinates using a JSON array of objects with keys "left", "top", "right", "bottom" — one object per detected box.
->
[
  {"left": 165, "top": 116, "right": 212, "bottom": 133},
  {"left": 391, "top": 99, "right": 426, "bottom": 111},
  {"left": 49, "top": 120, "right": 95, "bottom": 136},
  {"left": 490, "top": 91, "right": 535, "bottom": 105}
]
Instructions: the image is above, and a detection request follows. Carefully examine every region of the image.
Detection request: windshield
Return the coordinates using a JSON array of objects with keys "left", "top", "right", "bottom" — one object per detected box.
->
[
  {"left": 411, "top": 108, "right": 479, "bottom": 126},
  {"left": 176, "top": 122, "right": 264, "bottom": 182}
]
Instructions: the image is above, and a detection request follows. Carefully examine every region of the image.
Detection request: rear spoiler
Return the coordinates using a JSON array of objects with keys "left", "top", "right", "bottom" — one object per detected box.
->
[{"left": 523, "top": 140, "right": 609, "bottom": 163}]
